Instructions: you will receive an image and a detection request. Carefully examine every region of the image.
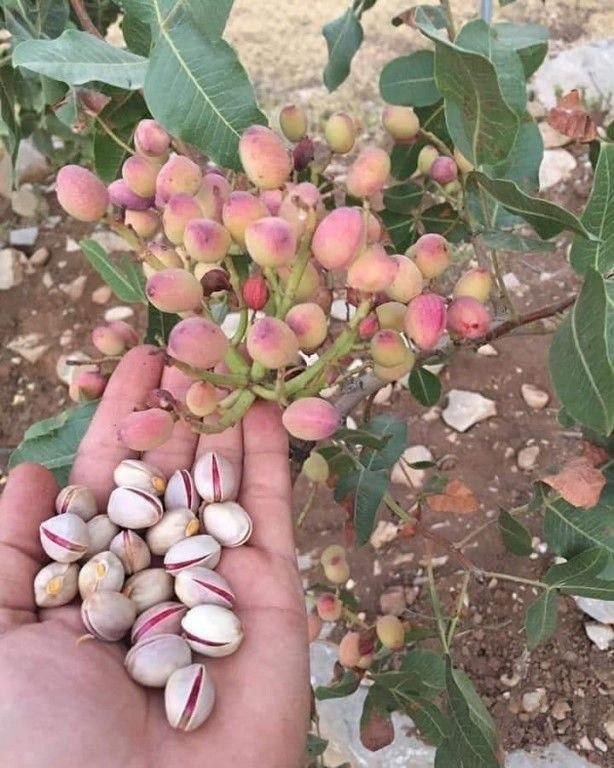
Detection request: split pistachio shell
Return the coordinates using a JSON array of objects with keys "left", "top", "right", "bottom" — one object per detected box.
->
[
  {"left": 131, "top": 601, "right": 188, "bottom": 644},
  {"left": 107, "top": 486, "right": 164, "bottom": 529},
  {"left": 55, "top": 484, "right": 98, "bottom": 521},
  {"left": 81, "top": 591, "right": 137, "bottom": 641},
  {"left": 123, "top": 568, "right": 174, "bottom": 614},
  {"left": 78, "top": 551, "right": 125, "bottom": 599},
  {"left": 86, "top": 515, "right": 120, "bottom": 557},
  {"left": 113, "top": 459, "right": 167, "bottom": 495},
  {"left": 165, "top": 663, "right": 216, "bottom": 731},
  {"left": 145, "top": 508, "right": 200, "bottom": 556},
  {"left": 110, "top": 530, "right": 151, "bottom": 575},
  {"left": 181, "top": 604, "right": 244, "bottom": 657},
  {"left": 34, "top": 562, "right": 79, "bottom": 608},
  {"left": 199, "top": 501, "right": 252, "bottom": 548},
  {"left": 163, "top": 535, "right": 221, "bottom": 574},
  {"left": 193, "top": 452, "right": 238, "bottom": 503},
  {"left": 174, "top": 566, "right": 235, "bottom": 609},
  {"left": 164, "top": 469, "right": 199, "bottom": 513},
  {"left": 125, "top": 634, "right": 192, "bottom": 687},
  {"left": 39, "top": 513, "right": 89, "bottom": 563}
]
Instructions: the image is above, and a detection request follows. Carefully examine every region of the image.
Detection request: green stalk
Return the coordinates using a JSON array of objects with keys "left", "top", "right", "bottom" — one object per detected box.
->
[
  {"left": 278, "top": 238, "right": 312, "bottom": 318},
  {"left": 172, "top": 360, "right": 248, "bottom": 388}
]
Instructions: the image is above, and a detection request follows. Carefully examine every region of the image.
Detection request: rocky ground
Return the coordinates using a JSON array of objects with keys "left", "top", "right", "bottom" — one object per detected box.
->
[{"left": 1, "top": 1, "right": 613, "bottom": 765}]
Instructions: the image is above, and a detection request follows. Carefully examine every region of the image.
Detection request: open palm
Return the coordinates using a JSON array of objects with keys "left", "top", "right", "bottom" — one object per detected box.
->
[{"left": 0, "top": 346, "right": 311, "bottom": 768}]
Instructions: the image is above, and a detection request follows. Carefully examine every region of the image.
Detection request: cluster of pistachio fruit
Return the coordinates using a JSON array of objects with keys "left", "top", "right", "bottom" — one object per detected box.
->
[
  {"left": 55, "top": 102, "right": 494, "bottom": 448},
  {"left": 35, "top": 453, "right": 249, "bottom": 732}
]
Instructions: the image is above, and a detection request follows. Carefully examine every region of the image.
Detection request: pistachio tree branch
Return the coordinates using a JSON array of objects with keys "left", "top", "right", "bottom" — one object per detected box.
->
[{"left": 69, "top": 0, "right": 104, "bottom": 39}]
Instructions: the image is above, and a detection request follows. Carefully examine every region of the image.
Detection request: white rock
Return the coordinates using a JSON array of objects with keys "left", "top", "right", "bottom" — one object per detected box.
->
[
  {"left": 522, "top": 688, "right": 546, "bottom": 713},
  {"left": 330, "top": 299, "right": 356, "bottom": 322},
  {"left": 0, "top": 248, "right": 24, "bottom": 290},
  {"left": 510, "top": 743, "right": 592, "bottom": 767},
  {"left": 477, "top": 344, "right": 498, "bottom": 357},
  {"left": 42, "top": 271, "right": 54, "bottom": 289},
  {"left": 593, "top": 738, "right": 607, "bottom": 753},
  {"left": 59, "top": 275, "right": 87, "bottom": 301},
  {"left": 391, "top": 445, "right": 434, "bottom": 488},
  {"left": 539, "top": 150, "right": 577, "bottom": 191},
  {"left": 11, "top": 185, "right": 39, "bottom": 217},
  {"left": 91, "top": 285, "right": 113, "bottom": 304},
  {"left": 423, "top": 362, "right": 445, "bottom": 376},
  {"left": 604, "top": 720, "right": 614, "bottom": 740},
  {"left": 521, "top": 384, "right": 550, "bottom": 410},
  {"left": 104, "top": 305, "right": 134, "bottom": 322},
  {"left": 584, "top": 622, "right": 614, "bottom": 651},
  {"left": 503, "top": 272, "right": 521, "bottom": 291},
  {"left": 369, "top": 520, "right": 398, "bottom": 550},
  {"left": 6, "top": 333, "right": 49, "bottom": 363},
  {"left": 65, "top": 237, "right": 80, "bottom": 252},
  {"left": 30, "top": 247, "right": 50, "bottom": 266},
  {"left": 442, "top": 389, "right": 497, "bottom": 432},
  {"left": 517, "top": 445, "right": 540, "bottom": 470},
  {"left": 9, "top": 226, "right": 39, "bottom": 248},
  {"left": 90, "top": 230, "right": 132, "bottom": 252},
  {"left": 578, "top": 736, "right": 593, "bottom": 752},
  {"left": 15, "top": 138, "right": 50, "bottom": 184},
  {"left": 56, "top": 352, "right": 97, "bottom": 386},
  {"left": 373, "top": 384, "right": 393, "bottom": 405},
  {"left": 574, "top": 596, "right": 614, "bottom": 624},
  {"left": 44, "top": 215, "right": 61, "bottom": 229}
]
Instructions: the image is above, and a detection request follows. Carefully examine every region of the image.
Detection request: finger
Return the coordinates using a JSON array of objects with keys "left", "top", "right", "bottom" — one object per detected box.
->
[
  {"left": 142, "top": 365, "right": 199, "bottom": 477},
  {"left": 239, "top": 401, "right": 295, "bottom": 558},
  {"left": 70, "top": 346, "right": 165, "bottom": 508},
  {"left": 0, "top": 463, "right": 58, "bottom": 633}
]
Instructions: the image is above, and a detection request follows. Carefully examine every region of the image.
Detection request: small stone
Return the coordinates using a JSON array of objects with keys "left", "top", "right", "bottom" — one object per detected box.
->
[
  {"left": 42, "top": 271, "right": 54, "bottom": 289},
  {"left": 539, "top": 149, "right": 577, "bottom": 190},
  {"left": 422, "top": 406, "right": 441, "bottom": 423},
  {"left": 30, "top": 246, "right": 50, "bottom": 266},
  {"left": 15, "top": 138, "right": 49, "bottom": 183},
  {"left": 584, "top": 622, "right": 614, "bottom": 651},
  {"left": 330, "top": 299, "right": 356, "bottom": 322},
  {"left": 56, "top": 352, "right": 96, "bottom": 386},
  {"left": 11, "top": 185, "right": 39, "bottom": 217},
  {"left": 6, "top": 333, "right": 49, "bottom": 363},
  {"left": 578, "top": 736, "right": 593, "bottom": 751},
  {"left": 442, "top": 389, "right": 497, "bottom": 432},
  {"left": 65, "top": 237, "right": 80, "bottom": 252},
  {"left": 59, "top": 329, "right": 73, "bottom": 347},
  {"left": 44, "top": 215, "right": 61, "bottom": 229},
  {"left": 391, "top": 445, "right": 434, "bottom": 488},
  {"left": 575, "top": 597, "right": 614, "bottom": 624},
  {"left": 91, "top": 285, "right": 113, "bottom": 304},
  {"left": 522, "top": 688, "right": 546, "bottom": 714},
  {"left": 551, "top": 699, "right": 571, "bottom": 721},
  {"left": 369, "top": 520, "right": 399, "bottom": 550},
  {"left": 379, "top": 586, "right": 406, "bottom": 617},
  {"left": 517, "top": 444, "right": 540, "bottom": 470},
  {"left": 404, "top": 586, "right": 419, "bottom": 605},
  {"left": 500, "top": 672, "right": 520, "bottom": 688},
  {"left": 9, "top": 226, "right": 39, "bottom": 248},
  {"left": 12, "top": 393, "right": 26, "bottom": 406},
  {"left": 477, "top": 344, "right": 498, "bottom": 357},
  {"left": 594, "top": 737, "right": 608, "bottom": 753},
  {"left": 604, "top": 720, "right": 614, "bottom": 740},
  {"left": 104, "top": 305, "right": 134, "bottom": 322},
  {"left": 0, "top": 248, "right": 24, "bottom": 290},
  {"left": 59, "top": 275, "right": 87, "bottom": 301},
  {"left": 503, "top": 272, "right": 521, "bottom": 291},
  {"left": 90, "top": 230, "right": 131, "bottom": 252},
  {"left": 521, "top": 384, "right": 550, "bottom": 410}
]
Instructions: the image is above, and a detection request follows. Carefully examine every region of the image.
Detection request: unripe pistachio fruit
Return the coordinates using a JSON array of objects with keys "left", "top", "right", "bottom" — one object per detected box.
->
[
  {"left": 110, "top": 530, "right": 152, "bottom": 575},
  {"left": 122, "top": 155, "right": 159, "bottom": 198},
  {"left": 453, "top": 146, "right": 474, "bottom": 174},
  {"left": 245, "top": 216, "right": 297, "bottom": 268},
  {"left": 376, "top": 615, "right": 405, "bottom": 650},
  {"left": 417, "top": 145, "right": 439, "bottom": 175},
  {"left": 39, "top": 513, "right": 89, "bottom": 563},
  {"left": 69, "top": 370, "right": 107, "bottom": 403},
  {"left": 113, "top": 459, "right": 167, "bottom": 495},
  {"left": 346, "top": 147, "right": 391, "bottom": 198},
  {"left": 118, "top": 408, "right": 175, "bottom": 452},
  {"left": 56, "top": 165, "right": 109, "bottom": 222},
  {"left": 312, "top": 207, "right": 364, "bottom": 270},
  {"left": 181, "top": 604, "right": 244, "bottom": 657},
  {"left": 382, "top": 105, "right": 420, "bottom": 141},
  {"left": 155, "top": 154, "right": 202, "bottom": 205},
  {"left": 373, "top": 355, "right": 414, "bottom": 382},
  {"left": 446, "top": 296, "right": 492, "bottom": 339},
  {"left": 164, "top": 535, "right": 222, "bottom": 574},
  {"left": 370, "top": 329, "right": 410, "bottom": 368},
  {"left": 279, "top": 104, "right": 308, "bottom": 142},
  {"left": 285, "top": 302, "right": 328, "bottom": 351},
  {"left": 167, "top": 316, "right": 229, "bottom": 370},
  {"left": 338, "top": 630, "right": 374, "bottom": 669},
  {"left": 78, "top": 550, "right": 125, "bottom": 599},
  {"left": 453, "top": 267, "right": 492, "bottom": 303},
  {"left": 123, "top": 568, "right": 174, "bottom": 614},
  {"left": 320, "top": 544, "right": 350, "bottom": 585},
  {"left": 165, "top": 468, "right": 200, "bottom": 513},
  {"left": 239, "top": 125, "right": 292, "bottom": 190},
  {"left": 430, "top": 156, "right": 458, "bottom": 185},
  {"left": 193, "top": 451, "right": 239, "bottom": 504},
  {"left": 165, "top": 663, "right": 216, "bottom": 732},
  {"left": 125, "top": 634, "right": 192, "bottom": 688},
  {"left": 91, "top": 324, "right": 126, "bottom": 357},
  {"left": 195, "top": 172, "right": 231, "bottom": 221},
  {"left": 134, "top": 119, "right": 171, "bottom": 158},
  {"left": 222, "top": 191, "right": 268, "bottom": 247},
  {"left": 125, "top": 209, "right": 160, "bottom": 239},
  {"left": 34, "top": 562, "right": 79, "bottom": 608},
  {"left": 346, "top": 244, "right": 399, "bottom": 293},
  {"left": 409, "top": 233, "right": 451, "bottom": 279},
  {"left": 146, "top": 268, "right": 203, "bottom": 313},
  {"left": 247, "top": 316, "right": 299, "bottom": 369},
  {"left": 174, "top": 566, "right": 236, "bottom": 609},
  {"left": 131, "top": 601, "right": 188, "bottom": 644},
  {"left": 183, "top": 218, "right": 231, "bottom": 263},
  {"left": 185, "top": 381, "right": 219, "bottom": 418},
  {"left": 162, "top": 193, "right": 202, "bottom": 244},
  {"left": 85, "top": 515, "right": 120, "bottom": 557},
  {"left": 302, "top": 451, "right": 330, "bottom": 483},
  {"left": 282, "top": 397, "right": 340, "bottom": 441},
  {"left": 146, "top": 508, "right": 200, "bottom": 556},
  {"left": 242, "top": 273, "right": 269, "bottom": 311},
  {"left": 107, "top": 486, "right": 164, "bottom": 529},
  {"left": 55, "top": 484, "right": 97, "bottom": 521},
  {"left": 81, "top": 591, "right": 137, "bottom": 641},
  {"left": 324, "top": 112, "right": 356, "bottom": 154},
  {"left": 376, "top": 301, "right": 406, "bottom": 332},
  {"left": 358, "top": 314, "right": 379, "bottom": 339},
  {"left": 404, "top": 293, "right": 447, "bottom": 351},
  {"left": 316, "top": 593, "right": 343, "bottom": 622},
  {"left": 200, "top": 501, "right": 253, "bottom": 548},
  {"left": 108, "top": 179, "right": 153, "bottom": 211},
  {"left": 386, "top": 255, "right": 423, "bottom": 303}
]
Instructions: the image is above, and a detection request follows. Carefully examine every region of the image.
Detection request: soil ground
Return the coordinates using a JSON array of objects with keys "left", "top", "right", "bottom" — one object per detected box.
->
[{"left": 1, "top": 0, "right": 613, "bottom": 762}]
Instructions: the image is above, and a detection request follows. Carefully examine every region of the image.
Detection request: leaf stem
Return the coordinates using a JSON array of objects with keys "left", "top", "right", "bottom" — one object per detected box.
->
[
  {"left": 439, "top": 0, "right": 456, "bottom": 39},
  {"left": 476, "top": 570, "right": 547, "bottom": 590},
  {"left": 69, "top": 0, "right": 104, "bottom": 39},
  {"left": 91, "top": 113, "right": 134, "bottom": 156},
  {"left": 426, "top": 555, "right": 450, "bottom": 652},
  {"left": 446, "top": 571, "right": 471, "bottom": 647}
]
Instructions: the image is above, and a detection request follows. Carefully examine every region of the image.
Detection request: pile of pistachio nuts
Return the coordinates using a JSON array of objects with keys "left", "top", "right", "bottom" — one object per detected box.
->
[{"left": 35, "top": 452, "right": 251, "bottom": 732}]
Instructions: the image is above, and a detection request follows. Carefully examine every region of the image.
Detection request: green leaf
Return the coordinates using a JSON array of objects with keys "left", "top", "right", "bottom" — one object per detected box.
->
[
  {"left": 407, "top": 367, "right": 441, "bottom": 407},
  {"left": 80, "top": 239, "right": 146, "bottom": 304},
  {"left": 333, "top": 427, "right": 390, "bottom": 450},
  {"left": 415, "top": 8, "right": 519, "bottom": 166},
  {"left": 543, "top": 547, "right": 614, "bottom": 599},
  {"left": 409, "top": 700, "right": 450, "bottom": 746},
  {"left": 383, "top": 181, "right": 423, "bottom": 215},
  {"left": 0, "top": 68, "right": 18, "bottom": 156},
  {"left": 479, "top": 232, "right": 555, "bottom": 253},
  {"left": 380, "top": 209, "right": 416, "bottom": 252},
  {"left": 492, "top": 22, "right": 548, "bottom": 79},
  {"left": 570, "top": 143, "right": 614, "bottom": 275},
  {"left": 360, "top": 415, "right": 407, "bottom": 472},
  {"left": 93, "top": 91, "right": 148, "bottom": 183},
  {"left": 469, "top": 172, "right": 593, "bottom": 239},
  {"left": 525, "top": 591, "right": 558, "bottom": 649},
  {"left": 379, "top": 50, "right": 439, "bottom": 108},
  {"left": 438, "top": 658, "right": 501, "bottom": 767},
  {"left": 420, "top": 203, "right": 469, "bottom": 243},
  {"left": 498, "top": 509, "right": 532, "bottom": 555},
  {"left": 12, "top": 30, "right": 148, "bottom": 89},
  {"left": 145, "top": 304, "right": 180, "bottom": 345},
  {"left": 128, "top": 0, "right": 234, "bottom": 40},
  {"left": 139, "top": 3, "right": 266, "bottom": 170},
  {"left": 121, "top": 12, "right": 152, "bottom": 56},
  {"left": 322, "top": 9, "right": 363, "bottom": 92},
  {"left": 335, "top": 469, "right": 389, "bottom": 545},
  {"left": 401, "top": 649, "right": 446, "bottom": 696},
  {"left": 315, "top": 670, "right": 361, "bottom": 700},
  {"left": 9, "top": 401, "right": 98, "bottom": 486},
  {"left": 549, "top": 271, "right": 614, "bottom": 435}
]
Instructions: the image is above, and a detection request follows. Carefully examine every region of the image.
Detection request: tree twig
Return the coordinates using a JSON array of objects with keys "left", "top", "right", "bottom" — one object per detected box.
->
[{"left": 69, "top": 0, "right": 104, "bottom": 39}]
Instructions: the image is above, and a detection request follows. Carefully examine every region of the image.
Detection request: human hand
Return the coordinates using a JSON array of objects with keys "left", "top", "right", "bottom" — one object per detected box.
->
[{"left": 0, "top": 346, "right": 311, "bottom": 768}]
